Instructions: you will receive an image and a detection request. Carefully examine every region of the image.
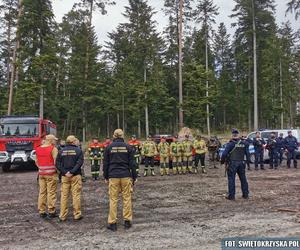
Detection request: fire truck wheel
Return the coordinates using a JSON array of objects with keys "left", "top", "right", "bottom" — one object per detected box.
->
[{"left": 2, "top": 163, "right": 11, "bottom": 172}]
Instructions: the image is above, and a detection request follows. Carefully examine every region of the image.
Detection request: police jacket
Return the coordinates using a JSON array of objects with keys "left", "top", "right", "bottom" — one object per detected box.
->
[
  {"left": 266, "top": 138, "right": 277, "bottom": 151},
  {"left": 284, "top": 136, "right": 298, "bottom": 152},
  {"left": 221, "top": 138, "right": 250, "bottom": 164},
  {"left": 103, "top": 138, "right": 137, "bottom": 180},
  {"left": 253, "top": 138, "right": 265, "bottom": 151},
  {"left": 276, "top": 137, "right": 285, "bottom": 149},
  {"left": 56, "top": 144, "right": 84, "bottom": 176}
]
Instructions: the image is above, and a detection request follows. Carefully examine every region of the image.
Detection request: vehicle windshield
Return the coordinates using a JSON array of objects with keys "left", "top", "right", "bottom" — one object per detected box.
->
[{"left": 0, "top": 123, "right": 39, "bottom": 137}]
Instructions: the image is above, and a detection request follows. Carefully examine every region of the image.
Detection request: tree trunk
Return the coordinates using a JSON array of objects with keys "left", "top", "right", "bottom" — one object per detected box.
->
[
  {"left": 39, "top": 87, "right": 44, "bottom": 119},
  {"left": 144, "top": 66, "right": 149, "bottom": 137},
  {"left": 138, "top": 120, "right": 141, "bottom": 139},
  {"left": 178, "top": 0, "right": 184, "bottom": 130},
  {"left": 205, "top": 31, "right": 210, "bottom": 137},
  {"left": 7, "top": 0, "right": 23, "bottom": 115},
  {"left": 107, "top": 114, "right": 110, "bottom": 138},
  {"left": 279, "top": 58, "right": 284, "bottom": 129},
  {"left": 252, "top": 0, "right": 258, "bottom": 130}
]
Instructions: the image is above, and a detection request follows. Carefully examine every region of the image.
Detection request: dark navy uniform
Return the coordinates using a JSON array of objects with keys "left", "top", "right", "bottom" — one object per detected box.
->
[
  {"left": 266, "top": 136, "right": 279, "bottom": 169},
  {"left": 276, "top": 135, "right": 285, "bottom": 165},
  {"left": 284, "top": 134, "right": 298, "bottom": 168},
  {"left": 221, "top": 133, "right": 250, "bottom": 200},
  {"left": 253, "top": 137, "right": 266, "bottom": 170}
]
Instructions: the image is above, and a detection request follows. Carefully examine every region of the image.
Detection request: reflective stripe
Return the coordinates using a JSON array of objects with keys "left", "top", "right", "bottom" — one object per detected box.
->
[{"left": 38, "top": 165, "right": 56, "bottom": 175}]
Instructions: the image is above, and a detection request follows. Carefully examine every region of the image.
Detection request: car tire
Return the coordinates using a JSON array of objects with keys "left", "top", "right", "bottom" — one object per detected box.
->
[{"left": 2, "top": 163, "right": 11, "bottom": 172}]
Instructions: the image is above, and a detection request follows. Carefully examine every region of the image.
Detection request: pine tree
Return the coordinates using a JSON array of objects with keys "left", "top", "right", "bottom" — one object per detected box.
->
[{"left": 194, "top": 0, "right": 218, "bottom": 135}]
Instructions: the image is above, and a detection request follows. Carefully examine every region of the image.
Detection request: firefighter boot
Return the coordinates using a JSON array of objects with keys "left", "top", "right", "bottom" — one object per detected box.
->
[
  {"left": 193, "top": 166, "right": 198, "bottom": 174},
  {"left": 188, "top": 165, "right": 193, "bottom": 174},
  {"left": 177, "top": 166, "right": 182, "bottom": 175},
  {"left": 173, "top": 166, "right": 177, "bottom": 175},
  {"left": 182, "top": 166, "right": 187, "bottom": 174},
  {"left": 202, "top": 166, "right": 207, "bottom": 174},
  {"left": 160, "top": 167, "right": 164, "bottom": 176},
  {"left": 165, "top": 168, "right": 170, "bottom": 176},
  {"left": 151, "top": 169, "right": 156, "bottom": 176},
  {"left": 144, "top": 168, "right": 149, "bottom": 177}
]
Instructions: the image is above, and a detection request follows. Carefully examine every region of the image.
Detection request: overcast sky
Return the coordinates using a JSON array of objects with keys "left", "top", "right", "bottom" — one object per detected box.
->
[{"left": 52, "top": 0, "right": 299, "bottom": 44}]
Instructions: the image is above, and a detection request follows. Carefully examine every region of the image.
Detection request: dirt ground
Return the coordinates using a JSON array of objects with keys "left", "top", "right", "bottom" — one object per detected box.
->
[{"left": 1, "top": 161, "right": 300, "bottom": 250}]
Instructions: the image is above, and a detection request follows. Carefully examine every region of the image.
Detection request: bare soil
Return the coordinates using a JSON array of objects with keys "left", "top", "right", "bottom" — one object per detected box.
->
[{"left": 1, "top": 162, "right": 300, "bottom": 250}]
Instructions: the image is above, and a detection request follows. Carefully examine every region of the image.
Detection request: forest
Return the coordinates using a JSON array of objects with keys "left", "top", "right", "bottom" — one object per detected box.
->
[{"left": 0, "top": 0, "right": 299, "bottom": 139}]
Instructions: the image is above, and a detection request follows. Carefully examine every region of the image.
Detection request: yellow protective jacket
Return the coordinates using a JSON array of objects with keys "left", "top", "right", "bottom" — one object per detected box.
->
[
  {"left": 182, "top": 140, "right": 193, "bottom": 157},
  {"left": 170, "top": 142, "right": 183, "bottom": 157},
  {"left": 157, "top": 142, "right": 170, "bottom": 157},
  {"left": 142, "top": 141, "right": 157, "bottom": 157},
  {"left": 193, "top": 139, "right": 207, "bottom": 154}
]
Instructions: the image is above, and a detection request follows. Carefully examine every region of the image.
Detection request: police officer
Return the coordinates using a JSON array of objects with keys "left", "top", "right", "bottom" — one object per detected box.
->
[
  {"left": 276, "top": 133, "right": 285, "bottom": 165},
  {"left": 56, "top": 135, "right": 84, "bottom": 222},
  {"left": 169, "top": 136, "right": 183, "bottom": 175},
  {"left": 103, "top": 129, "right": 137, "bottom": 231},
  {"left": 157, "top": 137, "right": 170, "bottom": 176},
  {"left": 284, "top": 130, "right": 298, "bottom": 168},
  {"left": 207, "top": 136, "right": 221, "bottom": 169},
  {"left": 193, "top": 135, "right": 207, "bottom": 174},
  {"left": 128, "top": 135, "right": 142, "bottom": 177},
  {"left": 266, "top": 132, "right": 278, "bottom": 169},
  {"left": 253, "top": 132, "right": 266, "bottom": 170},
  {"left": 182, "top": 135, "right": 194, "bottom": 174},
  {"left": 221, "top": 129, "right": 250, "bottom": 200},
  {"left": 35, "top": 134, "right": 58, "bottom": 218},
  {"left": 241, "top": 135, "right": 252, "bottom": 171},
  {"left": 88, "top": 138, "right": 103, "bottom": 180},
  {"left": 141, "top": 135, "right": 157, "bottom": 176}
]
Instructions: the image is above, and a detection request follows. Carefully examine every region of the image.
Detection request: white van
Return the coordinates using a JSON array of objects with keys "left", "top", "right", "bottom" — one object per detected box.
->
[{"left": 247, "top": 129, "right": 300, "bottom": 160}]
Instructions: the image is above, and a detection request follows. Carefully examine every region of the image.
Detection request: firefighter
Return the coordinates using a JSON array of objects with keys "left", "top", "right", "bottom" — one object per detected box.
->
[
  {"left": 141, "top": 135, "right": 157, "bottom": 176},
  {"left": 103, "top": 137, "right": 112, "bottom": 148},
  {"left": 128, "top": 135, "right": 142, "bottom": 177},
  {"left": 35, "top": 134, "right": 58, "bottom": 219},
  {"left": 103, "top": 129, "right": 137, "bottom": 231},
  {"left": 88, "top": 138, "right": 103, "bottom": 180},
  {"left": 193, "top": 135, "right": 207, "bottom": 174},
  {"left": 56, "top": 135, "right": 84, "bottom": 222},
  {"left": 157, "top": 137, "right": 170, "bottom": 176},
  {"left": 207, "top": 136, "right": 221, "bottom": 169},
  {"left": 182, "top": 135, "right": 194, "bottom": 174},
  {"left": 170, "top": 136, "right": 183, "bottom": 175}
]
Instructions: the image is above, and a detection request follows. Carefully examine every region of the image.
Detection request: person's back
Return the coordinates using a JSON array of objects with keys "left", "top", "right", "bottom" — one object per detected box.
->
[
  {"left": 35, "top": 134, "right": 58, "bottom": 218},
  {"left": 56, "top": 135, "right": 84, "bottom": 222},
  {"left": 103, "top": 129, "right": 137, "bottom": 232}
]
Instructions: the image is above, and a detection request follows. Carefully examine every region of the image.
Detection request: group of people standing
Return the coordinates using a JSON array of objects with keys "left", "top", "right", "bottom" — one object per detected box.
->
[
  {"left": 35, "top": 130, "right": 136, "bottom": 231},
  {"left": 87, "top": 134, "right": 222, "bottom": 179},
  {"left": 252, "top": 130, "right": 298, "bottom": 170}
]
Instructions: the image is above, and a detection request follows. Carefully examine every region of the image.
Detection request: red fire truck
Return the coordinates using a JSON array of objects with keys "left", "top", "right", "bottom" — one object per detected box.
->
[{"left": 0, "top": 115, "right": 57, "bottom": 172}]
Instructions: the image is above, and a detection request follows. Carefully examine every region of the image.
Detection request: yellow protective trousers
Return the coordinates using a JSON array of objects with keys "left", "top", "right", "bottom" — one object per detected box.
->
[
  {"left": 108, "top": 177, "right": 133, "bottom": 224},
  {"left": 38, "top": 174, "right": 58, "bottom": 214},
  {"left": 59, "top": 175, "right": 82, "bottom": 220}
]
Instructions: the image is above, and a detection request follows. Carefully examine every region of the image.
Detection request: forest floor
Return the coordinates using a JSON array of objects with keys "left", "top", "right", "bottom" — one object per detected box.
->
[{"left": 1, "top": 161, "right": 300, "bottom": 250}]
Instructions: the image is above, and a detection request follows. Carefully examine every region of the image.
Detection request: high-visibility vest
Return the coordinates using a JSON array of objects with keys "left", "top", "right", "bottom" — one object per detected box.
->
[{"left": 36, "top": 145, "right": 56, "bottom": 176}]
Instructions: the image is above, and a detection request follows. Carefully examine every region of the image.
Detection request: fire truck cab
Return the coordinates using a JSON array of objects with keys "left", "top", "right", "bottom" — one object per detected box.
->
[{"left": 0, "top": 115, "right": 57, "bottom": 172}]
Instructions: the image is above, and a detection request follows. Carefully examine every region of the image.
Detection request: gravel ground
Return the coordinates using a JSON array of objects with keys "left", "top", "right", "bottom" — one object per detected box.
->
[{"left": 1, "top": 162, "right": 300, "bottom": 250}]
